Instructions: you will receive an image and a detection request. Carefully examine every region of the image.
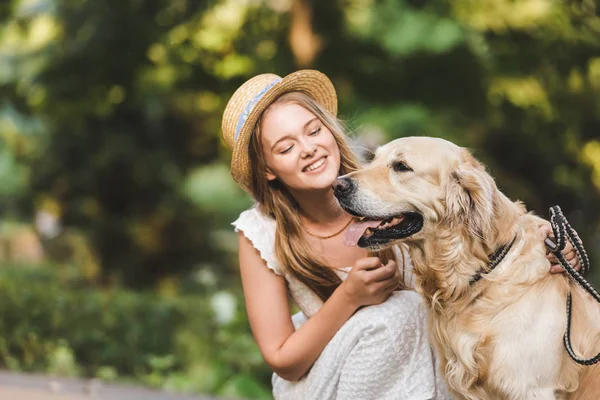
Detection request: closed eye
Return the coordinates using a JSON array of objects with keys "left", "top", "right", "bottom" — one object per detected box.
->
[
  {"left": 280, "top": 145, "right": 294, "bottom": 154},
  {"left": 309, "top": 127, "right": 321, "bottom": 136},
  {"left": 393, "top": 161, "right": 412, "bottom": 172}
]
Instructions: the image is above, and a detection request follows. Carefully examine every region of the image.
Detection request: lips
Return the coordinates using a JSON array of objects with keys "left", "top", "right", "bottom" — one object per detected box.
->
[{"left": 303, "top": 156, "right": 326, "bottom": 172}]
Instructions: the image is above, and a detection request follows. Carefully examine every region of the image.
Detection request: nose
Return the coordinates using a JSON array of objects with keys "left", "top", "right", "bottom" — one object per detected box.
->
[
  {"left": 332, "top": 177, "right": 355, "bottom": 198},
  {"left": 301, "top": 144, "right": 317, "bottom": 158},
  {"left": 299, "top": 136, "right": 317, "bottom": 158}
]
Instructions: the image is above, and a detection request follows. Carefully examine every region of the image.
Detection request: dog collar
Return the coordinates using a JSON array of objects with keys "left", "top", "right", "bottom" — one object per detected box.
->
[{"left": 469, "top": 236, "right": 518, "bottom": 285}]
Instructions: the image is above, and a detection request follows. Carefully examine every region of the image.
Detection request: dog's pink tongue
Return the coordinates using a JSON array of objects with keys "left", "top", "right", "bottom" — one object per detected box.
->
[{"left": 344, "top": 219, "right": 382, "bottom": 247}]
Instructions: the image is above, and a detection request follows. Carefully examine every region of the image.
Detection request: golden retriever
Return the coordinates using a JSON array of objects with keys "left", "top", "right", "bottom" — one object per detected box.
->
[{"left": 335, "top": 136, "right": 600, "bottom": 400}]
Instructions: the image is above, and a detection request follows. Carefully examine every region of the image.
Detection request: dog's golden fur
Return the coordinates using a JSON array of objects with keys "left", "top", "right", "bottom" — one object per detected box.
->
[{"left": 341, "top": 137, "right": 600, "bottom": 399}]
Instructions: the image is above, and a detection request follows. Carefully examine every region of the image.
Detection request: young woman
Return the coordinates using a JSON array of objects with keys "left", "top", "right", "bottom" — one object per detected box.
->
[{"left": 221, "top": 70, "right": 580, "bottom": 399}]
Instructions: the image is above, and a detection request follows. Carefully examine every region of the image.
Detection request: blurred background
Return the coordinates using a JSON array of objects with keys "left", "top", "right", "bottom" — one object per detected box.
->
[{"left": 0, "top": 0, "right": 599, "bottom": 398}]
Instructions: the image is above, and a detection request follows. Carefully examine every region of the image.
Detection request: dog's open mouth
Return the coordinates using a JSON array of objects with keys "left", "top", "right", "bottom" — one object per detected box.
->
[{"left": 343, "top": 212, "right": 424, "bottom": 248}]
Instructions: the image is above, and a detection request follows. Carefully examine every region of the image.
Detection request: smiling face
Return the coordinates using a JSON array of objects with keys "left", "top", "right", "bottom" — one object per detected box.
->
[{"left": 259, "top": 102, "right": 341, "bottom": 192}]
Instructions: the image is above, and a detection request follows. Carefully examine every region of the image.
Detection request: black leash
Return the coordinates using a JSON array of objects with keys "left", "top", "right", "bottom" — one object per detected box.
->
[{"left": 546, "top": 205, "right": 599, "bottom": 365}]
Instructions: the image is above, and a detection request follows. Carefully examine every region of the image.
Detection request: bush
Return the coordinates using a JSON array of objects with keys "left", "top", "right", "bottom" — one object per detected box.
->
[{"left": 0, "top": 267, "right": 271, "bottom": 398}]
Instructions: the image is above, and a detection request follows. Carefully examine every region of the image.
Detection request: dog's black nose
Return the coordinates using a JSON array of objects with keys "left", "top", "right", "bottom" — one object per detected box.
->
[{"left": 332, "top": 177, "right": 355, "bottom": 198}]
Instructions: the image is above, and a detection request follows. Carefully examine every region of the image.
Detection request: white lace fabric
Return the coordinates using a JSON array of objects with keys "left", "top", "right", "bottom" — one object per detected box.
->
[
  {"left": 232, "top": 206, "right": 325, "bottom": 317},
  {"left": 232, "top": 206, "right": 452, "bottom": 399}
]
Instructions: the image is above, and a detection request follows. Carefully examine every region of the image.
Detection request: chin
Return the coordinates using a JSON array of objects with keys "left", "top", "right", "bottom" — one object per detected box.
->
[
  {"left": 314, "top": 172, "right": 339, "bottom": 190},
  {"left": 297, "top": 171, "right": 338, "bottom": 191}
]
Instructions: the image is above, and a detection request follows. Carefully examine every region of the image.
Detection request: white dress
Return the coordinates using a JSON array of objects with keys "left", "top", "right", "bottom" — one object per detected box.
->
[{"left": 233, "top": 206, "right": 452, "bottom": 400}]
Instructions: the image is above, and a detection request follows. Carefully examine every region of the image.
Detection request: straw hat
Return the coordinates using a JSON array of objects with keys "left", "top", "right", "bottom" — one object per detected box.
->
[{"left": 222, "top": 69, "right": 337, "bottom": 192}]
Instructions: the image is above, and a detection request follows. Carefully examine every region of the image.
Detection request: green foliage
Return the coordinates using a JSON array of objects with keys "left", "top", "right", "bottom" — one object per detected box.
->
[
  {"left": 1, "top": 0, "right": 227, "bottom": 287},
  {"left": 371, "top": 1, "right": 465, "bottom": 56},
  {"left": 0, "top": 146, "right": 28, "bottom": 201},
  {"left": 0, "top": 268, "right": 183, "bottom": 375},
  {"left": 0, "top": 267, "right": 271, "bottom": 398},
  {"left": 182, "top": 163, "right": 253, "bottom": 225}
]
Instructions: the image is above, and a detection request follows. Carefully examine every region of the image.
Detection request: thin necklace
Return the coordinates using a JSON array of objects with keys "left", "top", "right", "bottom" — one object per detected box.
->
[{"left": 304, "top": 217, "right": 353, "bottom": 239}]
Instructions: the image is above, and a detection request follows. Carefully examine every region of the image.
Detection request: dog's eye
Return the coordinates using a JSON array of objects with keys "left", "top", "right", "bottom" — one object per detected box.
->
[{"left": 393, "top": 161, "right": 412, "bottom": 172}]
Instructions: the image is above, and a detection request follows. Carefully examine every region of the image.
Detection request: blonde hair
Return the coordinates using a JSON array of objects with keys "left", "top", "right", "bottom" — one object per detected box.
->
[{"left": 248, "top": 92, "right": 401, "bottom": 301}]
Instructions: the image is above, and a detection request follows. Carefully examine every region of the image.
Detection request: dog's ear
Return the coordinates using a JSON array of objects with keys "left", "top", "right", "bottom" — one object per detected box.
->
[{"left": 445, "top": 150, "right": 496, "bottom": 245}]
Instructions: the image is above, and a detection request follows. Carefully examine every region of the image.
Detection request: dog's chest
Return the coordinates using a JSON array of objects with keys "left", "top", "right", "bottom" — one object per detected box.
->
[
  {"left": 458, "top": 280, "right": 572, "bottom": 396},
  {"left": 488, "top": 290, "right": 565, "bottom": 384}
]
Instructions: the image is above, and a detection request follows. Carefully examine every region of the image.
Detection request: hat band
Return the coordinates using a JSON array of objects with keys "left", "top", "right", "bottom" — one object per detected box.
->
[{"left": 234, "top": 78, "right": 282, "bottom": 141}]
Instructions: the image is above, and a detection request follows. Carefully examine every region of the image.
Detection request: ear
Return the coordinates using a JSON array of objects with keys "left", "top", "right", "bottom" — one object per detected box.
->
[
  {"left": 266, "top": 168, "right": 276, "bottom": 181},
  {"left": 445, "top": 150, "right": 496, "bottom": 246}
]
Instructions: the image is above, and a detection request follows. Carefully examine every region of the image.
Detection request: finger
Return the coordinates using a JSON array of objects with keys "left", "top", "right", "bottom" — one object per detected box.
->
[
  {"left": 372, "top": 265, "right": 401, "bottom": 288},
  {"left": 562, "top": 241, "right": 574, "bottom": 253},
  {"left": 382, "top": 267, "right": 402, "bottom": 288},
  {"left": 570, "top": 257, "right": 580, "bottom": 270},
  {"left": 389, "top": 271, "right": 402, "bottom": 289},
  {"left": 383, "top": 280, "right": 399, "bottom": 294},
  {"left": 383, "top": 260, "right": 397, "bottom": 277},
  {"left": 562, "top": 251, "right": 579, "bottom": 270},
  {"left": 547, "top": 254, "right": 558, "bottom": 264},
  {"left": 373, "top": 277, "right": 400, "bottom": 294},
  {"left": 549, "top": 259, "right": 580, "bottom": 273},
  {"left": 538, "top": 223, "right": 552, "bottom": 239},
  {"left": 368, "top": 262, "right": 396, "bottom": 282},
  {"left": 354, "top": 257, "right": 382, "bottom": 271},
  {"left": 550, "top": 265, "right": 564, "bottom": 274}
]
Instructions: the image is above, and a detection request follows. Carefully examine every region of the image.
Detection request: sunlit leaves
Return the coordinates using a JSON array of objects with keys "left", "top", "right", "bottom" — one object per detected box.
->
[
  {"left": 343, "top": 0, "right": 375, "bottom": 37},
  {"left": 214, "top": 53, "right": 254, "bottom": 79},
  {"left": 588, "top": 57, "right": 600, "bottom": 90},
  {"left": 567, "top": 68, "right": 585, "bottom": 93},
  {"left": 147, "top": 43, "right": 168, "bottom": 64},
  {"left": 453, "top": 0, "right": 554, "bottom": 32},
  {"left": 345, "top": 0, "right": 464, "bottom": 55},
  {"left": 0, "top": 13, "right": 60, "bottom": 54},
  {"left": 0, "top": 146, "right": 28, "bottom": 200},
  {"left": 488, "top": 77, "right": 552, "bottom": 119},
  {"left": 182, "top": 163, "right": 252, "bottom": 223},
  {"left": 192, "top": 0, "right": 250, "bottom": 52},
  {"left": 582, "top": 141, "right": 600, "bottom": 190}
]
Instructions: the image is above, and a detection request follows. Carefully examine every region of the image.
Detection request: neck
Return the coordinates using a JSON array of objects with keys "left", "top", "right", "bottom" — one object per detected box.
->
[
  {"left": 291, "top": 187, "right": 346, "bottom": 225},
  {"left": 411, "top": 196, "right": 525, "bottom": 308}
]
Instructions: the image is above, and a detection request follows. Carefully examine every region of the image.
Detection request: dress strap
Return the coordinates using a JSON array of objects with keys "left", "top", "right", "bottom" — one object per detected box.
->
[{"left": 232, "top": 206, "right": 284, "bottom": 276}]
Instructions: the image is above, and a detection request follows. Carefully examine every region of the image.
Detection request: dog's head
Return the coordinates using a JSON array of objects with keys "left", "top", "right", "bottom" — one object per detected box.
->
[{"left": 337, "top": 136, "right": 518, "bottom": 253}]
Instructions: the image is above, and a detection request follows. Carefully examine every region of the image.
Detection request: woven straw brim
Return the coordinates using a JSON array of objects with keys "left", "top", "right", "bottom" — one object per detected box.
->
[{"left": 230, "top": 70, "right": 337, "bottom": 192}]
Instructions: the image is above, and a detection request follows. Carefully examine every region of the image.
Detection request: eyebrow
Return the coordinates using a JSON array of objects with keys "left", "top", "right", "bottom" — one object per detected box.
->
[{"left": 270, "top": 117, "right": 319, "bottom": 151}]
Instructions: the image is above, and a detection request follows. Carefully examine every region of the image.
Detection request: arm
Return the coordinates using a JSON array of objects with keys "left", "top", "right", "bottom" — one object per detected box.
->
[{"left": 238, "top": 231, "right": 398, "bottom": 381}]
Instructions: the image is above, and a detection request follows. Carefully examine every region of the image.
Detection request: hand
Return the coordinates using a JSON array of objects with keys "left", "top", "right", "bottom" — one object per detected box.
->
[
  {"left": 340, "top": 257, "right": 400, "bottom": 309},
  {"left": 538, "top": 223, "right": 581, "bottom": 274}
]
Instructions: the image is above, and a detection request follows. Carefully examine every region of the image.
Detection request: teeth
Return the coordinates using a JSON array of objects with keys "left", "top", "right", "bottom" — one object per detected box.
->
[
  {"left": 306, "top": 157, "right": 325, "bottom": 172},
  {"left": 377, "top": 217, "right": 403, "bottom": 230}
]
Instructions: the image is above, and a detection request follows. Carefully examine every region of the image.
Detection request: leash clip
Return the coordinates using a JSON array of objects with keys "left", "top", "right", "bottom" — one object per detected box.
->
[{"left": 544, "top": 237, "right": 558, "bottom": 252}]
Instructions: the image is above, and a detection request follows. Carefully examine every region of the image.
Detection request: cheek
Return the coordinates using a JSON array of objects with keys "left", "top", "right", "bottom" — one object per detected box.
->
[
  {"left": 324, "top": 137, "right": 341, "bottom": 164},
  {"left": 325, "top": 134, "right": 338, "bottom": 150},
  {"left": 266, "top": 155, "right": 299, "bottom": 178}
]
